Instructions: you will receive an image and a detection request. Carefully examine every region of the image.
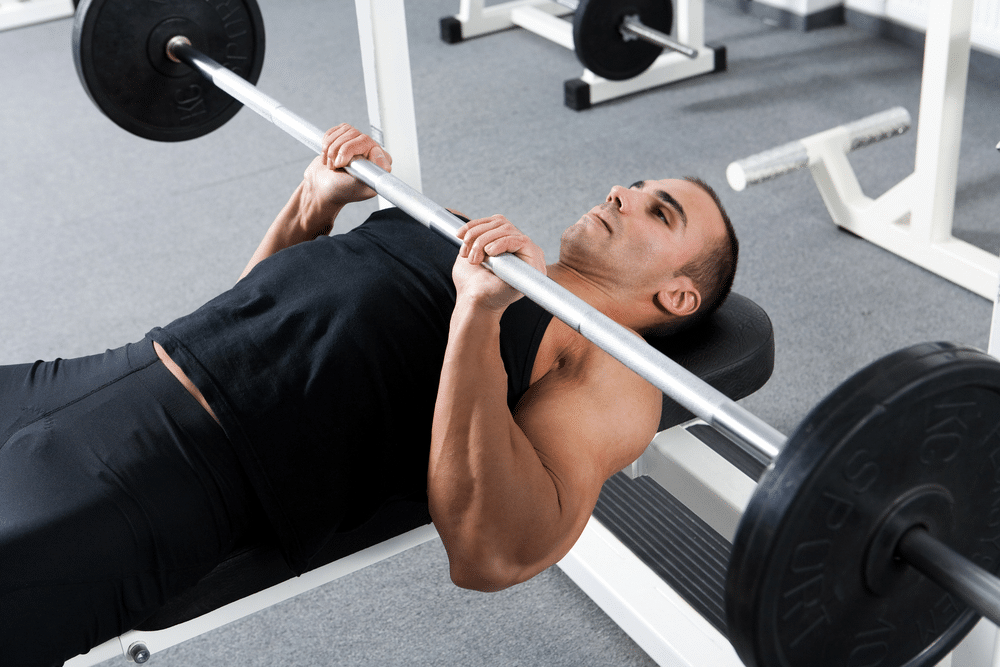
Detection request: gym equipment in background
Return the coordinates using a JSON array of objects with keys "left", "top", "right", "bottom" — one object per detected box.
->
[
  {"left": 727, "top": 0, "right": 998, "bottom": 302},
  {"left": 439, "top": 0, "right": 725, "bottom": 110}
]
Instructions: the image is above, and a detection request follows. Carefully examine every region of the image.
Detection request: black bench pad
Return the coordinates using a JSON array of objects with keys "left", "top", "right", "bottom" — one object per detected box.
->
[
  {"left": 650, "top": 292, "right": 774, "bottom": 432},
  {"left": 136, "top": 291, "right": 774, "bottom": 632}
]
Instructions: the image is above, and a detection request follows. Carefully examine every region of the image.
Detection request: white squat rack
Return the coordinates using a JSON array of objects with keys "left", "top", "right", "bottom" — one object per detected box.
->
[{"left": 440, "top": 0, "right": 725, "bottom": 109}]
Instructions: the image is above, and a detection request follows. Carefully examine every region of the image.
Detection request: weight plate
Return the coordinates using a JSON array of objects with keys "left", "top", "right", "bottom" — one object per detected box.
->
[
  {"left": 573, "top": 0, "right": 672, "bottom": 81},
  {"left": 727, "top": 342, "right": 1000, "bottom": 667},
  {"left": 72, "top": 0, "right": 265, "bottom": 142}
]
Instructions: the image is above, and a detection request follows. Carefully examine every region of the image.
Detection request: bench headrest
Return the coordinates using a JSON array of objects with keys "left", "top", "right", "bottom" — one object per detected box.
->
[{"left": 645, "top": 292, "right": 774, "bottom": 432}]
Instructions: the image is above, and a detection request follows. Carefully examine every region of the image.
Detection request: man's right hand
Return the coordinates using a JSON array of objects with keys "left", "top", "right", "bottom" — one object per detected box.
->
[
  {"left": 300, "top": 124, "right": 393, "bottom": 229},
  {"left": 452, "top": 215, "right": 547, "bottom": 314}
]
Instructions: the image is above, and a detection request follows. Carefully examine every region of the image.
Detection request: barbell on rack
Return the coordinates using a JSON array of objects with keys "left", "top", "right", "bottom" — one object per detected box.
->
[
  {"left": 71, "top": 2, "right": 1000, "bottom": 666},
  {"left": 441, "top": 0, "right": 694, "bottom": 82},
  {"left": 558, "top": 0, "right": 698, "bottom": 80}
]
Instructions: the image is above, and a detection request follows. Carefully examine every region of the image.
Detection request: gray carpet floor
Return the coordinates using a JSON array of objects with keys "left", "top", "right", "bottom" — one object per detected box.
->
[{"left": 2, "top": 0, "right": 998, "bottom": 664}]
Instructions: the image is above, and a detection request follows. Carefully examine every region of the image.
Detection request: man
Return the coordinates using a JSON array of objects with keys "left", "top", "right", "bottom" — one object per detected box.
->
[
  {"left": 430, "top": 178, "right": 737, "bottom": 591},
  {"left": 0, "top": 125, "right": 736, "bottom": 665}
]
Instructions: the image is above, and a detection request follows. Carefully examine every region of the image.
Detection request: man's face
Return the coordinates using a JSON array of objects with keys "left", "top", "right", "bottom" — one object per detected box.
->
[{"left": 559, "top": 178, "right": 725, "bottom": 296}]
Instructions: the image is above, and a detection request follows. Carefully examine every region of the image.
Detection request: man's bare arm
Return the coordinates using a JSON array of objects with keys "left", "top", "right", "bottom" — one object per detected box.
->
[
  {"left": 240, "top": 180, "right": 342, "bottom": 279},
  {"left": 240, "top": 124, "right": 392, "bottom": 279},
  {"left": 428, "top": 216, "right": 660, "bottom": 592}
]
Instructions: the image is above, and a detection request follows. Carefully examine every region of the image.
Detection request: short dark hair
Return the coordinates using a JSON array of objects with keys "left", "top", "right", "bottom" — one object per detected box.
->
[{"left": 644, "top": 176, "right": 739, "bottom": 337}]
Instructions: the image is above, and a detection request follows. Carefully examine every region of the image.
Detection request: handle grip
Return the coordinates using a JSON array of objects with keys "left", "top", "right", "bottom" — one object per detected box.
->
[{"left": 727, "top": 106, "right": 911, "bottom": 192}]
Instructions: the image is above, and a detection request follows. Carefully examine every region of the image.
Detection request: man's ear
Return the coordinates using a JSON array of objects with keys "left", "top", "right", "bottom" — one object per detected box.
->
[{"left": 655, "top": 276, "right": 701, "bottom": 317}]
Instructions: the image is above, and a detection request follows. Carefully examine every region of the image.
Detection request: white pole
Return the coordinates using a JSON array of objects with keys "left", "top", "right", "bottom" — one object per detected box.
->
[
  {"left": 354, "top": 0, "right": 423, "bottom": 206},
  {"left": 909, "top": 0, "right": 972, "bottom": 244}
]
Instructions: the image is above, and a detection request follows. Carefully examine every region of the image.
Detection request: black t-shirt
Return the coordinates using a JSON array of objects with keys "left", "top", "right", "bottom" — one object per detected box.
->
[{"left": 149, "top": 208, "right": 551, "bottom": 572}]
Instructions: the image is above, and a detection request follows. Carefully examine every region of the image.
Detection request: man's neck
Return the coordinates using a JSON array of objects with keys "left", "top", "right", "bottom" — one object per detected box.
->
[
  {"left": 545, "top": 262, "right": 635, "bottom": 329},
  {"left": 521, "top": 262, "right": 644, "bottom": 385}
]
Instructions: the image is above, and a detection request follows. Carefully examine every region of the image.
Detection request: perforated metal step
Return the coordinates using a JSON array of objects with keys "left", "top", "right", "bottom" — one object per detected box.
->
[{"left": 592, "top": 472, "right": 733, "bottom": 637}]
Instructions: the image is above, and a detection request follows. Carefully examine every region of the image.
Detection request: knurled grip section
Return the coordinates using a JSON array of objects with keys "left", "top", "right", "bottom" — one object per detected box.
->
[{"left": 727, "top": 106, "right": 910, "bottom": 191}]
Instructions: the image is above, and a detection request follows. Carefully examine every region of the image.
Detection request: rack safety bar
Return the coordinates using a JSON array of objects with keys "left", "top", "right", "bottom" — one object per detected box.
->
[{"left": 726, "top": 106, "right": 911, "bottom": 192}]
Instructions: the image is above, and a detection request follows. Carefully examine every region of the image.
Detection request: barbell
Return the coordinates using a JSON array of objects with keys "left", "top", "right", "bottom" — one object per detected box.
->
[
  {"left": 441, "top": 0, "right": 693, "bottom": 82},
  {"left": 561, "top": 0, "right": 697, "bottom": 80},
  {"left": 71, "top": 2, "right": 1000, "bottom": 666}
]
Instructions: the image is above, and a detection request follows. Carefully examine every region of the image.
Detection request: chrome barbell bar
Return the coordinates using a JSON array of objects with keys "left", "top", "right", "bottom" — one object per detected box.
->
[{"left": 166, "top": 35, "right": 778, "bottom": 462}]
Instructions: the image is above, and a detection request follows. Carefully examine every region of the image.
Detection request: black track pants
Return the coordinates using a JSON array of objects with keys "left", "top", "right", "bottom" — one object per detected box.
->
[{"left": 0, "top": 340, "right": 259, "bottom": 666}]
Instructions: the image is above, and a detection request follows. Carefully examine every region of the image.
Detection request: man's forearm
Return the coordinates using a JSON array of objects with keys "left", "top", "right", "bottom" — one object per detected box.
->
[
  {"left": 428, "top": 300, "right": 564, "bottom": 591},
  {"left": 240, "top": 181, "right": 343, "bottom": 279}
]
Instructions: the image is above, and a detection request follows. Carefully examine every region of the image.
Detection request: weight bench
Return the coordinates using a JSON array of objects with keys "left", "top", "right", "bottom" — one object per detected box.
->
[{"left": 66, "top": 291, "right": 773, "bottom": 666}]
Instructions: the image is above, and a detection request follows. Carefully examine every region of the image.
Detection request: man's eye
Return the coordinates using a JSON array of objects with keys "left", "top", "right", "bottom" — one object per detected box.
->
[{"left": 657, "top": 209, "right": 669, "bottom": 224}]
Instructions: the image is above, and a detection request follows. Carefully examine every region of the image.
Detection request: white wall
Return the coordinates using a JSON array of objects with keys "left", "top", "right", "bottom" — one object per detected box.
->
[
  {"left": 846, "top": 0, "right": 1000, "bottom": 56},
  {"left": 749, "top": 0, "right": 1000, "bottom": 56}
]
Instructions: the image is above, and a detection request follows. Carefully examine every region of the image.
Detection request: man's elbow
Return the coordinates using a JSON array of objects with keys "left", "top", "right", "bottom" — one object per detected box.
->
[{"left": 447, "top": 553, "right": 531, "bottom": 593}]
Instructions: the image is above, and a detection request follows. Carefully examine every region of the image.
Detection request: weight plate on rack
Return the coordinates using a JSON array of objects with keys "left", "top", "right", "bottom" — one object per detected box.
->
[
  {"left": 573, "top": 0, "right": 672, "bottom": 81},
  {"left": 72, "top": 0, "right": 265, "bottom": 142},
  {"left": 727, "top": 342, "right": 1000, "bottom": 667}
]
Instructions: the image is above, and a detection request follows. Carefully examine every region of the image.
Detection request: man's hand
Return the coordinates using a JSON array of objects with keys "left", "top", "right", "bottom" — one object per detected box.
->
[
  {"left": 453, "top": 215, "right": 546, "bottom": 313},
  {"left": 300, "top": 124, "right": 393, "bottom": 233},
  {"left": 240, "top": 124, "right": 391, "bottom": 279}
]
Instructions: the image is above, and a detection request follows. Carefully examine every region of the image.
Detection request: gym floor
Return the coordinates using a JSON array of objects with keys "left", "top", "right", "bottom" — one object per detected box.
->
[{"left": 2, "top": 0, "right": 998, "bottom": 664}]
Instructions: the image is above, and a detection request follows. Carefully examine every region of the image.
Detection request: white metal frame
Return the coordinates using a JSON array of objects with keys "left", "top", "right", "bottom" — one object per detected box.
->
[
  {"left": 444, "top": 0, "right": 721, "bottom": 107},
  {"left": 731, "top": 0, "right": 998, "bottom": 300},
  {"left": 64, "top": 526, "right": 439, "bottom": 666},
  {"left": 559, "top": 516, "right": 745, "bottom": 667},
  {"left": 558, "top": 421, "right": 752, "bottom": 667},
  {"left": 354, "top": 0, "right": 422, "bottom": 205}
]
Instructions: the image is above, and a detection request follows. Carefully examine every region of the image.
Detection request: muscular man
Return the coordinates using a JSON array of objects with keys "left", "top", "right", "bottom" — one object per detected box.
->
[{"left": 0, "top": 125, "right": 737, "bottom": 665}]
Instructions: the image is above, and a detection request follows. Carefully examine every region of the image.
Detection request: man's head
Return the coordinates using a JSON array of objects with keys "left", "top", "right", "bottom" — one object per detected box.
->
[{"left": 557, "top": 177, "right": 738, "bottom": 336}]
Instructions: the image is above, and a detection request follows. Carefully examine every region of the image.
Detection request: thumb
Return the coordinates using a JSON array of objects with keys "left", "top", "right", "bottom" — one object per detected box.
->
[{"left": 371, "top": 147, "right": 391, "bottom": 171}]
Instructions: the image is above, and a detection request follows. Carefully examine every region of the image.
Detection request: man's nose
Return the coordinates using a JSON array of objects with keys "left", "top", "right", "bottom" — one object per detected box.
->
[{"left": 607, "top": 185, "right": 631, "bottom": 210}]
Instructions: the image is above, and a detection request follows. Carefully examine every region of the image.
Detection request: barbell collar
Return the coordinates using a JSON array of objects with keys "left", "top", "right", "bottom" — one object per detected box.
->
[
  {"left": 621, "top": 15, "right": 698, "bottom": 59},
  {"left": 898, "top": 527, "right": 1000, "bottom": 628}
]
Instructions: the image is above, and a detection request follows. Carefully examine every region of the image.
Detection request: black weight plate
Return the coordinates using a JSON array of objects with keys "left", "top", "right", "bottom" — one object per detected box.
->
[
  {"left": 72, "top": 0, "right": 265, "bottom": 142},
  {"left": 727, "top": 342, "right": 1000, "bottom": 667},
  {"left": 573, "top": 0, "right": 672, "bottom": 81}
]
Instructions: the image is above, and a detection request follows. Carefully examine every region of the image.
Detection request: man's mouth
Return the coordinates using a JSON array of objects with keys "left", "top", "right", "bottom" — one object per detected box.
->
[{"left": 588, "top": 211, "right": 612, "bottom": 234}]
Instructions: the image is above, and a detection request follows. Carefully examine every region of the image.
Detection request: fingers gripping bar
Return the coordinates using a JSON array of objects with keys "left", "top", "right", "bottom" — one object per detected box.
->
[
  {"left": 726, "top": 106, "right": 911, "bottom": 192},
  {"left": 167, "top": 38, "right": 784, "bottom": 466}
]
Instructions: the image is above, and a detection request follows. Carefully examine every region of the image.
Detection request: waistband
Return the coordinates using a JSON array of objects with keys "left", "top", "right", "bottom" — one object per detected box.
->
[{"left": 129, "top": 338, "right": 228, "bottom": 443}]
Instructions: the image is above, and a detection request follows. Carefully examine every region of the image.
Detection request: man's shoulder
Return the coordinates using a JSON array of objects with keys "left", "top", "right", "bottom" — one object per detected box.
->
[{"left": 517, "top": 337, "right": 660, "bottom": 476}]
